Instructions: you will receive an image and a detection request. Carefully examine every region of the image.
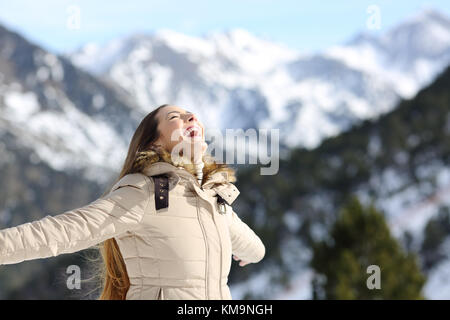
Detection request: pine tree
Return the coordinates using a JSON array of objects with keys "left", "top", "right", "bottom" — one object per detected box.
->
[
  {"left": 420, "top": 206, "right": 450, "bottom": 271},
  {"left": 311, "top": 196, "right": 426, "bottom": 299}
]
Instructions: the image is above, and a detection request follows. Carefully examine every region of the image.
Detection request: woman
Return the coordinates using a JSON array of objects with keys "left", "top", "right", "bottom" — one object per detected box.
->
[{"left": 0, "top": 104, "right": 266, "bottom": 300}]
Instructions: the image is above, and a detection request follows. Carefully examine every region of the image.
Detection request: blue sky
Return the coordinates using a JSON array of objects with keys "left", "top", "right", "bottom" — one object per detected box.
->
[{"left": 0, "top": 0, "right": 449, "bottom": 54}]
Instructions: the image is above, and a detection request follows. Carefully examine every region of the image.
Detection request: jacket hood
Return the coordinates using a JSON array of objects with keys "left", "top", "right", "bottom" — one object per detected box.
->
[{"left": 131, "top": 145, "right": 237, "bottom": 187}]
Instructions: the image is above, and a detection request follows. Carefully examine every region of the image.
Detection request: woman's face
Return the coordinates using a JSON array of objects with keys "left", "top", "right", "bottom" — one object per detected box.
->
[{"left": 154, "top": 105, "right": 205, "bottom": 156}]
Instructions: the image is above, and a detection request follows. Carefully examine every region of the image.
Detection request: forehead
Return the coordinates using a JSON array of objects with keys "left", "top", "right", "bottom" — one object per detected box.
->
[{"left": 159, "top": 105, "right": 191, "bottom": 118}]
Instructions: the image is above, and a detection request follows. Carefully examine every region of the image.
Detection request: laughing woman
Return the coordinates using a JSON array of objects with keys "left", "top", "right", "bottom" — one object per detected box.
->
[{"left": 0, "top": 104, "right": 266, "bottom": 300}]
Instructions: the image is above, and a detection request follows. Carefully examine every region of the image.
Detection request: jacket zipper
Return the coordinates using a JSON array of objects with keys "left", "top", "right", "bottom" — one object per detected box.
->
[
  {"left": 188, "top": 169, "right": 223, "bottom": 299},
  {"left": 196, "top": 195, "right": 209, "bottom": 299},
  {"left": 196, "top": 183, "right": 224, "bottom": 299},
  {"left": 211, "top": 211, "right": 224, "bottom": 299}
]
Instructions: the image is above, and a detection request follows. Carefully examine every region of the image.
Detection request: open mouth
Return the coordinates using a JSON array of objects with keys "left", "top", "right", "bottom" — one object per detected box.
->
[{"left": 183, "top": 125, "right": 202, "bottom": 138}]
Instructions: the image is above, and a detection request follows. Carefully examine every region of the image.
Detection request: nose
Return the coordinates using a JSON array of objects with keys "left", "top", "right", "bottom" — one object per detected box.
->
[{"left": 186, "top": 113, "right": 198, "bottom": 123}]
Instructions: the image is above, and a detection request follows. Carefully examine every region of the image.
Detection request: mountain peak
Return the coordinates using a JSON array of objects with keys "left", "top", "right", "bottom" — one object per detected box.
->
[
  {"left": 405, "top": 7, "right": 450, "bottom": 26},
  {"left": 346, "top": 8, "right": 450, "bottom": 48},
  {"left": 154, "top": 28, "right": 195, "bottom": 40},
  {"left": 205, "top": 28, "right": 264, "bottom": 48},
  {"left": 222, "top": 28, "right": 257, "bottom": 41}
]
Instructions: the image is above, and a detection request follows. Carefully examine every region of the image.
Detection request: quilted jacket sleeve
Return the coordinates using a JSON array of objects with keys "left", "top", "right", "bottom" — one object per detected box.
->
[
  {"left": 227, "top": 206, "right": 265, "bottom": 264},
  {"left": 0, "top": 173, "right": 152, "bottom": 265}
]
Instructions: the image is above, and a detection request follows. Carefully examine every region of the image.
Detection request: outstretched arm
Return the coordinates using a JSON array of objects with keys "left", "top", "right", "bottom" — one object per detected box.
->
[
  {"left": 227, "top": 206, "right": 265, "bottom": 265},
  {"left": 0, "top": 173, "right": 152, "bottom": 265}
]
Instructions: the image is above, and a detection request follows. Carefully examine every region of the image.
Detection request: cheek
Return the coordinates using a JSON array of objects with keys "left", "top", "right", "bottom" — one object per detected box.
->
[
  {"left": 165, "top": 122, "right": 184, "bottom": 143},
  {"left": 161, "top": 121, "right": 180, "bottom": 135}
]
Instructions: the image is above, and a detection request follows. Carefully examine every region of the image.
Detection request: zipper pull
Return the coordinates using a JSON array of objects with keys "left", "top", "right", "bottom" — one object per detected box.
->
[{"left": 217, "top": 195, "right": 227, "bottom": 214}]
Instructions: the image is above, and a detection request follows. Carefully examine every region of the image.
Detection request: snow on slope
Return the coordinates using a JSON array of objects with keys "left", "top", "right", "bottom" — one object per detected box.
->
[
  {"left": 68, "top": 8, "right": 450, "bottom": 299},
  {"left": 1, "top": 85, "right": 127, "bottom": 181},
  {"left": 269, "top": 156, "right": 450, "bottom": 300},
  {"left": 0, "top": 25, "right": 142, "bottom": 184},
  {"left": 424, "top": 239, "right": 450, "bottom": 299},
  {"left": 326, "top": 9, "right": 450, "bottom": 98},
  {"left": 69, "top": 9, "right": 450, "bottom": 149},
  {"left": 69, "top": 28, "right": 300, "bottom": 136},
  {"left": 2, "top": 8, "right": 449, "bottom": 299}
]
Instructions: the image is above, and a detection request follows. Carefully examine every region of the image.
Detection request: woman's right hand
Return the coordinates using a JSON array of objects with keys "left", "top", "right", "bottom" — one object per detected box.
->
[{"left": 233, "top": 254, "right": 250, "bottom": 267}]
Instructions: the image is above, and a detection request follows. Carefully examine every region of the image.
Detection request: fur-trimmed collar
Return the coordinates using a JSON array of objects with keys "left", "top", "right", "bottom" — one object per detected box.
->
[{"left": 131, "top": 146, "right": 236, "bottom": 185}]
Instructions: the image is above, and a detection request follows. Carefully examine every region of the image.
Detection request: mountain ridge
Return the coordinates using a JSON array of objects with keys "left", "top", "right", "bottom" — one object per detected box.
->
[{"left": 68, "top": 8, "right": 450, "bottom": 149}]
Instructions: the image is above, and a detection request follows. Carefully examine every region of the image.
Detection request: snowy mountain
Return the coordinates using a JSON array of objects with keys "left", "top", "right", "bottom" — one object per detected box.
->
[
  {"left": 68, "top": 9, "right": 450, "bottom": 149},
  {"left": 69, "top": 29, "right": 299, "bottom": 137},
  {"left": 0, "top": 24, "right": 144, "bottom": 184},
  {"left": 228, "top": 63, "right": 450, "bottom": 299},
  {"left": 1, "top": 8, "right": 450, "bottom": 300},
  {"left": 326, "top": 9, "right": 450, "bottom": 98}
]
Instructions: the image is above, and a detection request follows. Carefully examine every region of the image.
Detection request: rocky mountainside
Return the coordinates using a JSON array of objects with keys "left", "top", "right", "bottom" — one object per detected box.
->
[
  {"left": 0, "top": 24, "right": 146, "bottom": 185},
  {"left": 0, "top": 23, "right": 145, "bottom": 299},
  {"left": 69, "top": 9, "right": 450, "bottom": 149},
  {"left": 229, "top": 64, "right": 450, "bottom": 299}
]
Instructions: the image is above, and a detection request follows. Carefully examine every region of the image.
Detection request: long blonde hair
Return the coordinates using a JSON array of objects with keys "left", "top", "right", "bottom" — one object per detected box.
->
[
  {"left": 91, "top": 104, "right": 235, "bottom": 299},
  {"left": 96, "top": 104, "right": 168, "bottom": 300}
]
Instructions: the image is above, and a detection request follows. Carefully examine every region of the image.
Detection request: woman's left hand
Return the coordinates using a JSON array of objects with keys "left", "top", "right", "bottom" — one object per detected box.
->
[{"left": 233, "top": 255, "right": 250, "bottom": 267}]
